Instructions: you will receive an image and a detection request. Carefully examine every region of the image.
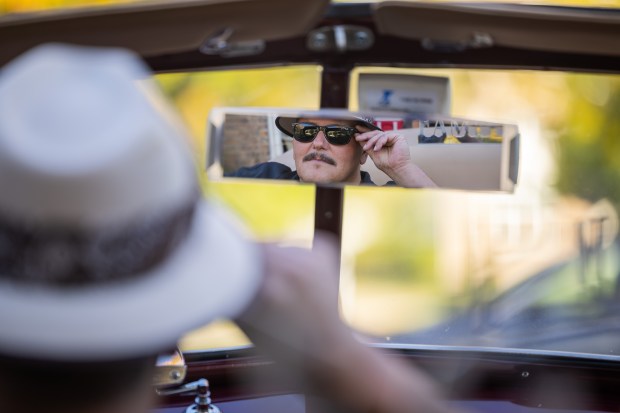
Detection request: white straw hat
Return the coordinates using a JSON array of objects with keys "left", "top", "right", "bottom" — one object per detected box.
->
[{"left": 0, "top": 44, "right": 262, "bottom": 360}]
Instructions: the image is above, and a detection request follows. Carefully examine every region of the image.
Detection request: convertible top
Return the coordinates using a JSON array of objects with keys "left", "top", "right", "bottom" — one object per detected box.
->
[
  {"left": 0, "top": 0, "right": 329, "bottom": 65},
  {"left": 0, "top": 1, "right": 618, "bottom": 71},
  {"left": 375, "top": 1, "right": 620, "bottom": 57}
]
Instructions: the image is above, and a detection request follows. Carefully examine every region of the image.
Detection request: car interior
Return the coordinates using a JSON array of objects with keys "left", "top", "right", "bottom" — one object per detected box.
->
[{"left": 1, "top": 0, "right": 620, "bottom": 412}]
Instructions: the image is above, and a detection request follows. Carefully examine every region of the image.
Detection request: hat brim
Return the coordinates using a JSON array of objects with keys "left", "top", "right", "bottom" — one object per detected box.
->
[
  {"left": 275, "top": 109, "right": 381, "bottom": 137},
  {"left": 0, "top": 201, "right": 262, "bottom": 361}
]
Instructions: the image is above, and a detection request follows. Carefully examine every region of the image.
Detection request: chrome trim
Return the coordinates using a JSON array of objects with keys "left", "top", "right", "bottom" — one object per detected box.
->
[{"left": 369, "top": 342, "right": 620, "bottom": 362}]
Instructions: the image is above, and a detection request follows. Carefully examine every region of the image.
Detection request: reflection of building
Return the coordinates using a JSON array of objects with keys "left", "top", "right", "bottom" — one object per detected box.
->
[
  {"left": 435, "top": 194, "right": 618, "bottom": 302},
  {"left": 220, "top": 113, "right": 286, "bottom": 172},
  {"left": 221, "top": 114, "right": 270, "bottom": 172}
]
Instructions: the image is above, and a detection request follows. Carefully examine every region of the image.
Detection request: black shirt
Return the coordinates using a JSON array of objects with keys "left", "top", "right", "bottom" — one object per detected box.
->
[{"left": 226, "top": 162, "right": 378, "bottom": 185}]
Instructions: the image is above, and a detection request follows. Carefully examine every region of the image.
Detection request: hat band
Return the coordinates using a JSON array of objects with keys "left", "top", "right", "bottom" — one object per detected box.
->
[{"left": 0, "top": 197, "right": 198, "bottom": 288}]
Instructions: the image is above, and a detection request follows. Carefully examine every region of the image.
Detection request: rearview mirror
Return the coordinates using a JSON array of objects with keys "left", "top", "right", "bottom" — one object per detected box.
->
[{"left": 206, "top": 107, "right": 519, "bottom": 192}]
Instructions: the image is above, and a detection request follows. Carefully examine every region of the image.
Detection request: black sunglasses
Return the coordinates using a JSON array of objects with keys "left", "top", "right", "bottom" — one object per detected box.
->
[{"left": 292, "top": 122, "right": 358, "bottom": 146}]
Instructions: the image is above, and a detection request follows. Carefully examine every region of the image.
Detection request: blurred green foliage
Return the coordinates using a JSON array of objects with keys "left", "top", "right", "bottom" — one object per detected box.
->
[
  {"left": 555, "top": 77, "right": 620, "bottom": 214},
  {"left": 348, "top": 188, "right": 436, "bottom": 285}
]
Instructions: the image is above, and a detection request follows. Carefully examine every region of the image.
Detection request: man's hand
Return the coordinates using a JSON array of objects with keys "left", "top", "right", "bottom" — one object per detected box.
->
[
  {"left": 237, "top": 236, "right": 351, "bottom": 371},
  {"left": 356, "top": 130, "right": 437, "bottom": 188},
  {"left": 356, "top": 130, "right": 411, "bottom": 174},
  {"left": 236, "top": 235, "right": 454, "bottom": 413}
]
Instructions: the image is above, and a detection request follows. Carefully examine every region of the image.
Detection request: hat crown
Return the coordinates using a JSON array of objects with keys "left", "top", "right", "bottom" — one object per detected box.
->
[
  {"left": 0, "top": 44, "right": 262, "bottom": 362},
  {"left": 0, "top": 44, "right": 196, "bottom": 230}
]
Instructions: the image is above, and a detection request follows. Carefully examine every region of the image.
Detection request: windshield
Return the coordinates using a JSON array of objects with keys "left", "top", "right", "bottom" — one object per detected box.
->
[
  {"left": 340, "top": 68, "right": 620, "bottom": 357},
  {"left": 156, "top": 66, "right": 620, "bottom": 358},
  {"left": 7, "top": 0, "right": 618, "bottom": 360}
]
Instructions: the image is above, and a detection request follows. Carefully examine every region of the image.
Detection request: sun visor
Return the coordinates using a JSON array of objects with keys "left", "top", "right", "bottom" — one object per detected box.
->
[
  {"left": 0, "top": 0, "right": 330, "bottom": 66},
  {"left": 373, "top": 1, "right": 620, "bottom": 57}
]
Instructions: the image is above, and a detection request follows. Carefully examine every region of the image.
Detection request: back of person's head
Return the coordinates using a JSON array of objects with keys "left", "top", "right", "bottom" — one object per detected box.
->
[
  {"left": 0, "top": 354, "right": 158, "bottom": 413},
  {"left": 0, "top": 44, "right": 262, "bottom": 413}
]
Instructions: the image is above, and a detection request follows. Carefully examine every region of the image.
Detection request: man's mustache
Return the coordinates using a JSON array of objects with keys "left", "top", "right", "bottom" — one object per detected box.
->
[{"left": 302, "top": 152, "right": 336, "bottom": 166}]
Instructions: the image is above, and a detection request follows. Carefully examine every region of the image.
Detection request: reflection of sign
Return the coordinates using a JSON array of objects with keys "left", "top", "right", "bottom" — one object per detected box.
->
[{"left": 413, "top": 119, "right": 503, "bottom": 143}]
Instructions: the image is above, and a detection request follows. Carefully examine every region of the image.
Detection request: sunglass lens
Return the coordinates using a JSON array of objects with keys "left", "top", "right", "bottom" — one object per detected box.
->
[
  {"left": 293, "top": 123, "right": 318, "bottom": 143},
  {"left": 325, "top": 126, "right": 354, "bottom": 145}
]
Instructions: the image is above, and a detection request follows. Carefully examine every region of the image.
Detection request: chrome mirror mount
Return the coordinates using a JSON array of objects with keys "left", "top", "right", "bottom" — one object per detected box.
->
[
  {"left": 153, "top": 348, "right": 187, "bottom": 388},
  {"left": 157, "top": 378, "right": 221, "bottom": 413}
]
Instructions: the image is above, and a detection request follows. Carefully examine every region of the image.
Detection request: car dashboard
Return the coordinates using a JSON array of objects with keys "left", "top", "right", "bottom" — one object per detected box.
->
[{"left": 153, "top": 347, "right": 620, "bottom": 413}]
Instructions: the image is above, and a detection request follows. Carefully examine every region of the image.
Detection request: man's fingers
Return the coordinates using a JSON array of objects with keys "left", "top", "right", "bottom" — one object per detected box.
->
[
  {"left": 361, "top": 134, "right": 381, "bottom": 151},
  {"left": 355, "top": 130, "right": 383, "bottom": 150},
  {"left": 374, "top": 133, "right": 391, "bottom": 151},
  {"left": 361, "top": 132, "right": 398, "bottom": 151},
  {"left": 357, "top": 131, "right": 405, "bottom": 153},
  {"left": 355, "top": 130, "right": 382, "bottom": 149},
  {"left": 355, "top": 130, "right": 382, "bottom": 141}
]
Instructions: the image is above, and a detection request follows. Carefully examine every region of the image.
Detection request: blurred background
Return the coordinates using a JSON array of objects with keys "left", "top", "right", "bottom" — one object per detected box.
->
[{"left": 2, "top": 0, "right": 620, "bottom": 355}]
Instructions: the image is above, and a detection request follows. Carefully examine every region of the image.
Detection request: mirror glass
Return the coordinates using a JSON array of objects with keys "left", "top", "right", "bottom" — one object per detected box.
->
[{"left": 206, "top": 107, "right": 519, "bottom": 192}]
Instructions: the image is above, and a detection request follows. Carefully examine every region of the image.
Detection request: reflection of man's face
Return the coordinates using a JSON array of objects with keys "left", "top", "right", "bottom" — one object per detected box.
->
[{"left": 293, "top": 118, "right": 368, "bottom": 184}]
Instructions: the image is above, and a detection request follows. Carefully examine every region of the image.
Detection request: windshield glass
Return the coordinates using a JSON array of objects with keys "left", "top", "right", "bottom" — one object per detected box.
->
[
  {"left": 157, "top": 66, "right": 321, "bottom": 351},
  {"left": 339, "top": 68, "right": 620, "bottom": 357},
  {"left": 158, "top": 66, "right": 620, "bottom": 358}
]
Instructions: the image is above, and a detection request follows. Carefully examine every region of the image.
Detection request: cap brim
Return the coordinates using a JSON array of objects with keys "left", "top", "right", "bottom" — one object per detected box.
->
[
  {"left": 0, "top": 201, "right": 262, "bottom": 361},
  {"left": 274, "top": 115, "right": 298, "bottom": 137}
]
